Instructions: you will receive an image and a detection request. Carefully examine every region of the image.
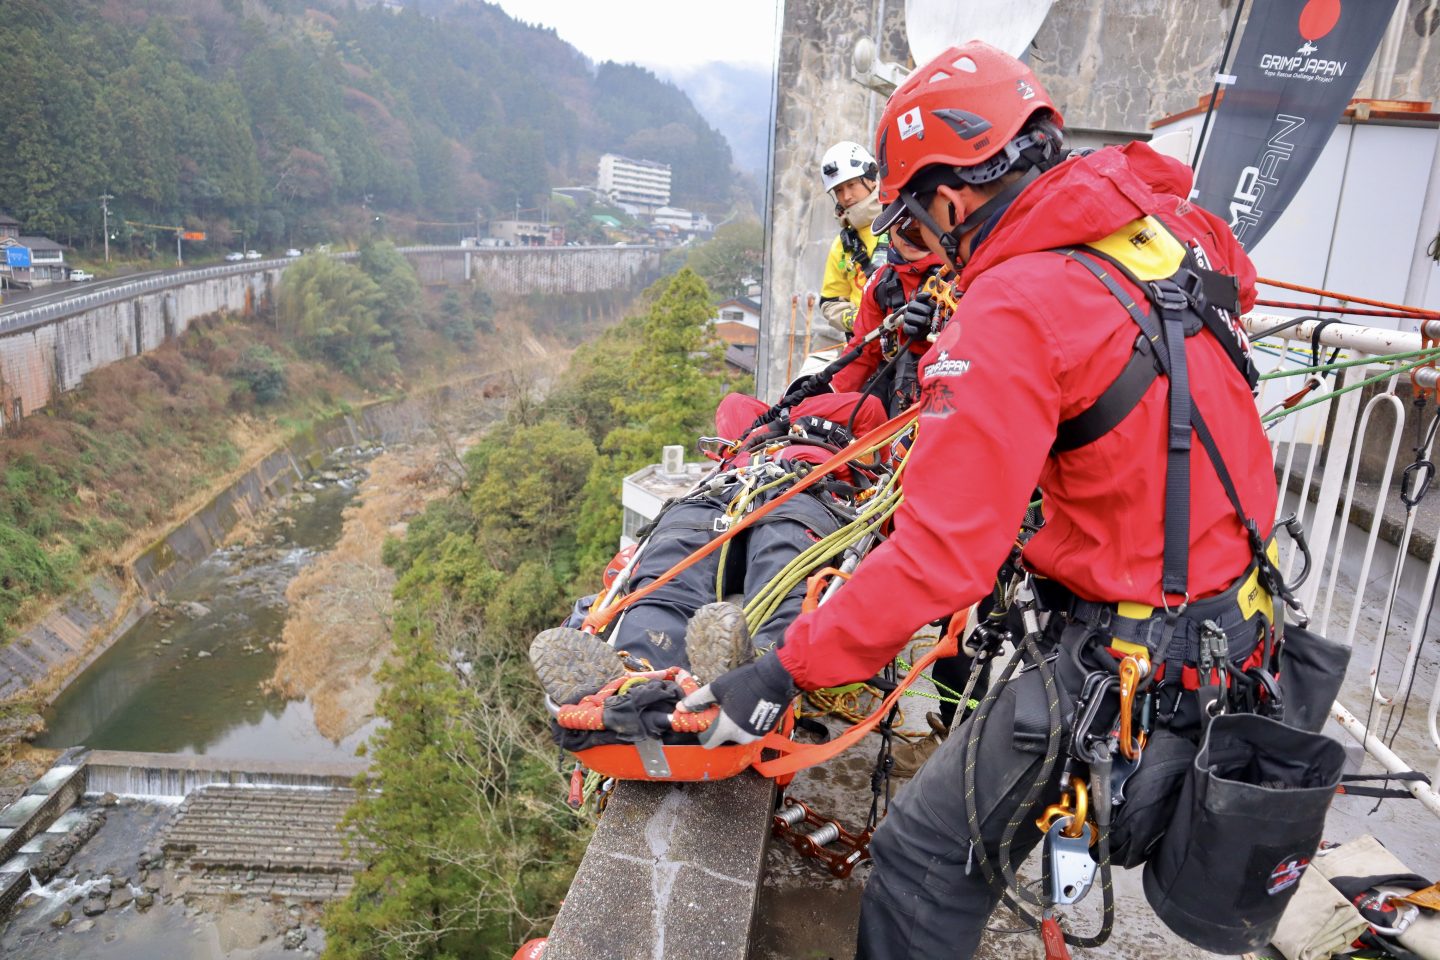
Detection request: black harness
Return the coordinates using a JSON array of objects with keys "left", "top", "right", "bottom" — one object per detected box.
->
[{"left": 1050, "top": 230, "right": 1263, "bottom": 601}]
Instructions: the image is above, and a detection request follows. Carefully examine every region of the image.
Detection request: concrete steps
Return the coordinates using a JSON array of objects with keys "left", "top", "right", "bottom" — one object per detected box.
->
[{"left": 163, "top": 786, "right": 363, "bottom": 883}]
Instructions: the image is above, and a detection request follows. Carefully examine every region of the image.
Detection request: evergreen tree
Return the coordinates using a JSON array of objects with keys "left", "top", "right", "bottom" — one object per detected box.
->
[
  {"left": 575, "top": 269, "right": 727, "bottom": 568},
  {"left": 324, "top": 621, "right": 490, "bottom": 960}
]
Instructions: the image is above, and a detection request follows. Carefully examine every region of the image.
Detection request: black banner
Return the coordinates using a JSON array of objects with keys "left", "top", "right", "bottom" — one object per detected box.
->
[{"left": 1193, "top": 0, "right": 1399, "bottom": 248}]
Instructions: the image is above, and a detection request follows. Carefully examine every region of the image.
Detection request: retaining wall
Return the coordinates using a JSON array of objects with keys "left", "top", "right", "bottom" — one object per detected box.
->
[
  {"left": 0, "top": 267, "right": 280, "bottom": 425},
  {"left": 0, "top": 246, "right": 658, "bottom": 423},
  {"left": 0, "top": 385, "right": 468, "bottom": 706}
]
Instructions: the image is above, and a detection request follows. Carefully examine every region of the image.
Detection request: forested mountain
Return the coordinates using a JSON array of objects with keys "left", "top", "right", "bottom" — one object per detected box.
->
[{"left": 0, "top": 0, "right": 736, "bottom": 250}]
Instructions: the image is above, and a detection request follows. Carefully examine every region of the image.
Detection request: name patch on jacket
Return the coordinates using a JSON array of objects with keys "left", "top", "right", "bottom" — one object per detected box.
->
[{"left": 923, "top": 350, "right": 972, "bottom": 379}]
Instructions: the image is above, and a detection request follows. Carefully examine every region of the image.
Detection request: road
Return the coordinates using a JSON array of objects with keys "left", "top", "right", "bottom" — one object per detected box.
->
[{"left": 0, "top": 268, "right": 176, "bottom": 319}]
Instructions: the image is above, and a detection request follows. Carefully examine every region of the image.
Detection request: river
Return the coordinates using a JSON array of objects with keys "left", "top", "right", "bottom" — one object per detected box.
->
[{"left": 35, "top": 449, "right": 379, "bottom": 762}]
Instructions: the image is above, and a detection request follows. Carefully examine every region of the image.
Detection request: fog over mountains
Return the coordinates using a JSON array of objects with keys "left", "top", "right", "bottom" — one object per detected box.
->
[{"left": 660, "top": 61, "right": 775, "bottom": 179}]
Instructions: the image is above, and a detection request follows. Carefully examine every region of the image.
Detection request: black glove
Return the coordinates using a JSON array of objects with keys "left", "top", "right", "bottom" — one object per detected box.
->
[
  {"left": 679, "top": 651, "right": 797, "bottom": 749},
  {"left": 899, "top": 291, "right": 937, "bottom": 342}
]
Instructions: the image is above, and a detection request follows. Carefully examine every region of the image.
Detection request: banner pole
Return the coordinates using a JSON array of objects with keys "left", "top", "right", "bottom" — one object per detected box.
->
[{"left": 1191, "top": 0, "right": 1248, "bottom": 179}]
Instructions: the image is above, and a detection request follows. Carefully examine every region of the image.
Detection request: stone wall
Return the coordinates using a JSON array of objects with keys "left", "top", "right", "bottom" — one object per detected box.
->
[{"left": 759, "top": 0, "right": 1440, "bottom": 396}]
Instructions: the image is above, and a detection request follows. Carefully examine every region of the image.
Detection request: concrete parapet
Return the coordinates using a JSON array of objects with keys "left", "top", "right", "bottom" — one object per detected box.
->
[{"left": 545, "top": 773, "right": 775, "bottom": 960}]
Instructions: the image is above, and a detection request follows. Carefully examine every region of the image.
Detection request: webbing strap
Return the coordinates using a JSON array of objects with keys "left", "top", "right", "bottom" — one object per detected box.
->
[
  {"left": 1051, "top": 334, "right": 1159, "bottom": 452},
  {"left": 750, "top": 613, "right": 964, "bottom": 778},
  {"left": 1158, "top": 281, "right": 1194, "bottom": 596},
  {"left": 1052, "top": 249, "right": 1192, "bottom": 595}
]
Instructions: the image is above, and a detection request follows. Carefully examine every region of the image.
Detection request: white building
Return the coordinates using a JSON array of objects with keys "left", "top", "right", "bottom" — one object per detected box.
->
[
  {"left": 598, "top": 154, "right": 672, "bottom": 214},
  {"left": 620, "top": 446, "right": 711, "bottom": 548},
  {"left": 653, "top": 206, "right": 713, "bottom": 234}
]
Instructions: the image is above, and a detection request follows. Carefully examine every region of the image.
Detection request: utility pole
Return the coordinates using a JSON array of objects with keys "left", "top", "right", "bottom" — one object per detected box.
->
[{"left": 99, "top": 194, "right": 114, "bottom": 263}]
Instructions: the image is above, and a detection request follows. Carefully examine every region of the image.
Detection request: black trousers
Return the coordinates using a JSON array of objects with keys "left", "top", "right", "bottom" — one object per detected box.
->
[
  {"left": 857, "top": 627, "right": 1202, "bottom": 960},
  {"left": 610, "top": 484, "right": 844, "bottom": 670},
  {"left": 856, "top": 658, "right": 1074, "bottom": 959}
]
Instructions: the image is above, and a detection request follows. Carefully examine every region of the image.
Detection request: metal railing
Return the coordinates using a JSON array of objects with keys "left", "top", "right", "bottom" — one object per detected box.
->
[
  {"left": 1245, "top": 312, "right": 1440, "bottom": 815},
  {"left": 0, "top": 245, "right": 657, "bottom": 337}
]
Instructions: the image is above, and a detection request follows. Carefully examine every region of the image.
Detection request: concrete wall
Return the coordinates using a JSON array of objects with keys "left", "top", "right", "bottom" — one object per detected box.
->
[
  {"left": 0, "top": 246, "right": 659, "bottom": 424},
  {"left": 0, "top": 386, "right": 478, "bottom": 705},
  {"left": 758, "top": 0, "right": 1440, "bottom": 396},
  {"left": 758, "top": 0, "right": 906, "bottom": 399},
  {"left": 0, "top": 267, "right": 279, "bottom": 424},
  {"left": 407, "top": 245, "right": 662, "bottom": 294}
]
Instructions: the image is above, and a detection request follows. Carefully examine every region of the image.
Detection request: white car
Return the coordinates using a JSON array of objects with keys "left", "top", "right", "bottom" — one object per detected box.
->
[
  {"left": 285, "top": 248, "right": 302, "bottom": 257},
  {"left": 225, "top": 252, "right": 245, "bottom": 262},
  {"left": 69, "top": 270, "right": 94, "bottom": 282},
  {"left": 244, "top": 250, "right": 261, "bottom": 260}
]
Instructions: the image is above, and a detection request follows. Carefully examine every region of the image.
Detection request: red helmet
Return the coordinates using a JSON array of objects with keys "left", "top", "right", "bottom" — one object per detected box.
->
[{"left": 872, "top": 41, "right": 1062, "bottom": 233}]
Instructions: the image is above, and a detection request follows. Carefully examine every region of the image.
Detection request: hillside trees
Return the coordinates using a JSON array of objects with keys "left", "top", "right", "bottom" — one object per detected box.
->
[
  {"left": 326, "top": 268, "right": 733, "bottom": 956},
  {"left": 571, "top": 268, "right": 728, "bottom": 569},
  {"left": 686, "top": 220, "right": 764, "bottom": 301},
  {"left": 0, "top": 0, "right": 735, "bottom": 250}
]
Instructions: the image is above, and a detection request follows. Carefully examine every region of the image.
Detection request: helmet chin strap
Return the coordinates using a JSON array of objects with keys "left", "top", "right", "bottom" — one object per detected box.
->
[{"left": 899, "top": 166, "right": 1042, "bottom": 273}]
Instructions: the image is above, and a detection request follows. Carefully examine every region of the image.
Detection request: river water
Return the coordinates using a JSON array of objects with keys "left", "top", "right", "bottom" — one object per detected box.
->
[{"left": 35, "top": 451, "right": 378, "bottom": 762}]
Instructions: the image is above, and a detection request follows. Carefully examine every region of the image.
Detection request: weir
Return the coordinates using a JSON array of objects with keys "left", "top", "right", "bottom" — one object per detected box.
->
[{"left": 82, "top": 751, "right": 367, "bottom": 800}]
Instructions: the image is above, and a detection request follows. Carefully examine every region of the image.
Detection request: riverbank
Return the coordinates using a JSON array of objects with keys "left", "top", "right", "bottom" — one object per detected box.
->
[{"left": 266, "top": 411, "right": 499, "bottom": 742}]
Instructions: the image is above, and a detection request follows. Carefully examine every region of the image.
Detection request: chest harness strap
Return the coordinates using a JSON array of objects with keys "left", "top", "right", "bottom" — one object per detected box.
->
[{"left": 1049, "top": 224, "right": 1304, "bottom": 654}]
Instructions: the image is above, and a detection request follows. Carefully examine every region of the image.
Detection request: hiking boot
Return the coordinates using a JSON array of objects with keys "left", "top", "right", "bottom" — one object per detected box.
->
[
  {"left": 529, "top": 627, "right": 624, "bottom": 705},
  {"left": 888, "top": 735, "right": 942, "bottom": 779},
  {"left": 926, "top": 711, "right": 950, "bottom": 738},
  {"left": 684, "top": 601, "right": 753, "bottom": 684}
]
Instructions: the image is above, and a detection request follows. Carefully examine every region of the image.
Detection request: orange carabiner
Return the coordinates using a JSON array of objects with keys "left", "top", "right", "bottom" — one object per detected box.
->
[
  {"left": 801, "top": 566, "right": 851, "bottom": 614},
  {"left": 1035, "top": 777, "right": 1089, "bottom": 840},
  {"left": 1118, "top": 655, "right": 1149, "bottom": 761}
]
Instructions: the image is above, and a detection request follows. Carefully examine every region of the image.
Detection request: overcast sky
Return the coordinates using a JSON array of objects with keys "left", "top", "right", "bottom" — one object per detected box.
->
[{"left": 490, "top": 0, "right": 780, "bottom": 72}]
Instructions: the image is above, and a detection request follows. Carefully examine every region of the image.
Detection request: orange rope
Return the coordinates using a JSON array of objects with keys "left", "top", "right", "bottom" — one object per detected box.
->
[
  {"left": 1257, "top": 277, "right": 1440, "bottom": 320},
  {"left": 802, "top": 293, "right": 816, "bottom": 357},
  {"left": 581, "top": 407, "right": 920, "bottom": 634},
  {"left": 1254, "top": 299, "right": 1434, "bottom": 320},
  {"left": 786, "top": 296, "right": 799, "bottom": 383}
]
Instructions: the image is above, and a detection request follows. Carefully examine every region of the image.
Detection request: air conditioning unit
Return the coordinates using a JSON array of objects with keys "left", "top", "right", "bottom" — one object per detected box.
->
[{"left": 661, "top": 445, "right": 685, "bottom": 477}]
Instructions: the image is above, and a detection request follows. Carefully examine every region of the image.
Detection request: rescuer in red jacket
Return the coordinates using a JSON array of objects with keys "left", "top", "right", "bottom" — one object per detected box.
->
[
  {"left": 835, "top": 233, "right": 944, "bottom": 414},
  {"left": 682, "top": 42, "right": 1278, "bottom": 958}
]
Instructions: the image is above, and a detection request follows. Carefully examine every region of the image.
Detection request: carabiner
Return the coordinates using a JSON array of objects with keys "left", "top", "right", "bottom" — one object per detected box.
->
[
  {"left": 1036, "top": 777, "right": 1090, "bottom": 841},
  {"left": 1401, "top": 458, "right": 1434, "bottom": 509},
  {"left": 1117, "top": 655, "right": 1149, "bottom": 761}
]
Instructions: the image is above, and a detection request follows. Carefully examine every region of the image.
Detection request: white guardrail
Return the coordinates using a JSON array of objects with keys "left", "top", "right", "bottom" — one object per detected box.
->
[
  {"left": 1245, "top": 312, "right": 1440, "bottom": 816},
  {"left": 0, "top": 245, "right": 655, "bottom": 337}
]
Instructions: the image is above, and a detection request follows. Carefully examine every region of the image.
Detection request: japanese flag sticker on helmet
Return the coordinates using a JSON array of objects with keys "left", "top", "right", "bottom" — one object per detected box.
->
[{"left": 897, "top": 108, "right": 925, "bottom": 141}]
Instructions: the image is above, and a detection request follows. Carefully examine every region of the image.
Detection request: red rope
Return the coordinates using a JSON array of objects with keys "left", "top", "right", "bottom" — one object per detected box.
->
[
  {"left": 1254, "top": 299, "right": 1435, "bottom": 320},
  {"left": 1257, "top": 277, "right": 1440, "bottom": 320}
]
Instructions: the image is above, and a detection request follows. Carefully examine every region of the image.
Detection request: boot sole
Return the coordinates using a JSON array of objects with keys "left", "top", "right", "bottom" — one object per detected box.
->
[
  {"left": 685, "top": 602, "right": 753, "bottom": 685},
  {"left": 529, "top": 627, "right": 624, "bottom": 705}
]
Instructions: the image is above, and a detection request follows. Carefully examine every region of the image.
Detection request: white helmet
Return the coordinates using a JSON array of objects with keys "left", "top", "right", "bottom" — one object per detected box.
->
[{"left": 821, "top": 140, "right": 877, "bottom": 193}]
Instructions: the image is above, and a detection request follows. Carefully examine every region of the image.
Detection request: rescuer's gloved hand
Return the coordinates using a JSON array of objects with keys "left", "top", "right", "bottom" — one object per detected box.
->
[
  {"left": 680, "top": 651, "right": 797, "bottom": 749},
  {"left": 899, "top": 291, "right": 937, "bottom": 342},
  {"left": 820, "top": 298, "right": 857, "bottom": 336}
]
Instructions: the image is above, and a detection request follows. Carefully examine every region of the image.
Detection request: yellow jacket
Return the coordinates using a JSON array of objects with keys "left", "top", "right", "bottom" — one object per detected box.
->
[{"left": 821, "top": 223, "right": 882, "bottom": 309}]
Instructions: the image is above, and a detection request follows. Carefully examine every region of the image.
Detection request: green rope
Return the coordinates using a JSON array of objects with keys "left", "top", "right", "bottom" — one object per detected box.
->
[
  {"left": 1256, "top": 346, "right": 1440, "bottom": 380},
  {"left": 1261, "top": 354, "right": 1440, "bottom": 423},
  {"left": 894, "top": 655, "right": 977, "bottom": 709}
]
